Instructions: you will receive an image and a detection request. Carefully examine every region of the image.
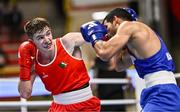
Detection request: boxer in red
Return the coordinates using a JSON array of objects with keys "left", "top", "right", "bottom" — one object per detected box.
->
[{"left": 18, "top": 17, "right": 100, "bottom": 112}]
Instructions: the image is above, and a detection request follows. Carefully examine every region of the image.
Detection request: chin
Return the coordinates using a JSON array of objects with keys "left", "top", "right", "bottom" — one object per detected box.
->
[
  {"left": 49, "top": 45, "right": 54, "bottom": 51},
  {"left": 46, "top": 47, "right": 52, "bottom": 51}
]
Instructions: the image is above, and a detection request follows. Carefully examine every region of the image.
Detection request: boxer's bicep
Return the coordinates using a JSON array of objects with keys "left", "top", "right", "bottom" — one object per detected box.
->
[
  {"left": 73, "top": 32, "right": 86, "bottom": 46},
  {"left": 61, "top": 32, "right": 86, "bottom": 54}
]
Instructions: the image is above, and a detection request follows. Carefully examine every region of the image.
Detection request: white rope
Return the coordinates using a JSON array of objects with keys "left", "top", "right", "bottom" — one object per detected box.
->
[
  {"left": 90, "top": 78, "right": 130, "bottom": 84},
  {"left": 0, "top": 78, "right": 19, "bottom": 82},
  {"left": 175, "top": 73, "right": 180, "bottom": 78},
  {"left": 101, "top": 99, "right": 137, "bottom": 105},
  {"left": 0, "top": 78, "right": 130, "bottom": 84},
  {"left": 0, "top": 99, "right": 137, "bottom": 107},
  {"left": 0, "top": 101, "right": 51, "bottom": 107}
]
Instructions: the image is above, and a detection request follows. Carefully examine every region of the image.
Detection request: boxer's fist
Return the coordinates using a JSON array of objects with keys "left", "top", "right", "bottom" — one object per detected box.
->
[
  {"left": 18, "top": 40, "right": 36, "bottom": 81},
  {"left": 80, "top": 21, "right": 107, "bottom": 46}
]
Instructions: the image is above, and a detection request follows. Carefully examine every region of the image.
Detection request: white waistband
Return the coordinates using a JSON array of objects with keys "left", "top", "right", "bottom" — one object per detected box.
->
[
  {"left": 144, "top": 71, "right": 177, "bottom": 88},
  {"left": 53, "top": 85, "right": 93, "bottom": 104}
]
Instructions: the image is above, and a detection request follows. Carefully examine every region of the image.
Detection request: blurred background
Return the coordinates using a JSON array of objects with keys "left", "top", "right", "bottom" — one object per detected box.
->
[{"left": 0, "top": 0, "right": 180, "bottom": 112}]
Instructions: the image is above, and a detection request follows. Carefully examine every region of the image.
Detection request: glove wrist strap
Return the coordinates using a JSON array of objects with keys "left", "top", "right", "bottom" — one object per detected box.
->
[{"left": 91, "top": 34, "right": 101, "bottom": 47}]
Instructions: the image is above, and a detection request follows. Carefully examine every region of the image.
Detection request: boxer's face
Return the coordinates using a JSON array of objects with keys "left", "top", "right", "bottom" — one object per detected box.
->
[
  {"left": 103, "top": 20, "right": 117, "bottom": 39},
  {"left": 32, "top": 26, "right": 54, "bottom": 52}
]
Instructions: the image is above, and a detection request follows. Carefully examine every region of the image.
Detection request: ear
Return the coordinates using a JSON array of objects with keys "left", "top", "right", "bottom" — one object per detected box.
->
[{"left": 114, "top": 16, "right": 121, "bottom": 24}]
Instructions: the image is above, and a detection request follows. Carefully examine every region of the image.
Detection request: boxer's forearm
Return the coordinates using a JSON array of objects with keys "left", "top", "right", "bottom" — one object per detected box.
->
[
  {"left": 18, "top": 73, "right": 36, "bottom": 99},
  {"left": 94, "top": 40, "right": 114, "bottom": 61}
]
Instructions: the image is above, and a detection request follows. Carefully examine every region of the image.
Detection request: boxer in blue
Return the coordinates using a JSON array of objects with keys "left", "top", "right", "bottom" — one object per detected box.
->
[{"left": 80, "top": 8, "right": 180, "bottom": 111}]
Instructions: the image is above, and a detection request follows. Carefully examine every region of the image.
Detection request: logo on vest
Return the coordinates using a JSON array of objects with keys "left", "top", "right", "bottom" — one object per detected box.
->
[
  {"left": 42, "top": 72, "right": 48, "bottom": 78},
  {"left": 59, "top": 61, "right": 67, "bottom": 68},
  {"left": 166, "top": 52, "right": 172, "bottom": 60}
]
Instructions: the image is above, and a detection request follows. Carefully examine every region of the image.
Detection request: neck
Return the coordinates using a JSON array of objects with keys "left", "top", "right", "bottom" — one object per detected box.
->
[
  {"left": 42, "top": 50, "right": 54, "bottom": 59},
  {"left": 38, "top": 44, "right": 55, "bottom": 64}
]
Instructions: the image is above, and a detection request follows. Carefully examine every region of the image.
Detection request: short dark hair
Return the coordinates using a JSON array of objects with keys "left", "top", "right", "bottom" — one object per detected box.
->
[
  {"left": 102, "top": 8, "right": 134, "bottom": 24},
  {"left": 24, "top": 17, "right": 50, "bottom": 39}
]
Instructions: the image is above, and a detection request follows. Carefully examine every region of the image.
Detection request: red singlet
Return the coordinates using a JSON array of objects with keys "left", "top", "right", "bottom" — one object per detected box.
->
[{"left": 35, "top": 38, "right": 90, "bottom": 95}]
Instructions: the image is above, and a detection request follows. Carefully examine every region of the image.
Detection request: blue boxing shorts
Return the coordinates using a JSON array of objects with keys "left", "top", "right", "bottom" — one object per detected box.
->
[{"left": 140, "top": 84, "right": 180, "bottom": 112}]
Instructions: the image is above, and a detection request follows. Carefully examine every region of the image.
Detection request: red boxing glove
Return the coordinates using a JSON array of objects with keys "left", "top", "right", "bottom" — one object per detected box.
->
[
  {"left": 18, "top": 40, "right": 36, "bottom": 81},
  {"left": 102, "top": 34, "right": 110, "bottom": 41}
]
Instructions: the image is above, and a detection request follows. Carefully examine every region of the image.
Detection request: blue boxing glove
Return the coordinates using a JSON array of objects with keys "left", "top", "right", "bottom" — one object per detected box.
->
[{"left": 80, "top": 21, "right": 107, "bottom": 46}]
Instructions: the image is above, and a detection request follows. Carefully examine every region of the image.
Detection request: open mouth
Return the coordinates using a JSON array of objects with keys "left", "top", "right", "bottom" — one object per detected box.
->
[{"left": 44, "top": 41, "right": 52, "bottom": 49}]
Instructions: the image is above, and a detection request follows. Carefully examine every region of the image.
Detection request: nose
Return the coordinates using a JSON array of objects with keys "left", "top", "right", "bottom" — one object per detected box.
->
[{"left": 44, "top": 36, "right": 50, "bottom": 44}]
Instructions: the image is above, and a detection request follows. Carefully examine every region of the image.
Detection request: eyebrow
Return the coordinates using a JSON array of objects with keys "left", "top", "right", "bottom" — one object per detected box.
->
[{"left": 35, "top": 29, "right": 51, "bottom": 39}]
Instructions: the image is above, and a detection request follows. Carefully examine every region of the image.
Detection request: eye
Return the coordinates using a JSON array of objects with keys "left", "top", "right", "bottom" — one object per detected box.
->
[
  {"left": 37, "top": 36, "right": 43, "bottom": 40},
  {"left": 104, "top": 25, "right": 107, "bottom": 29},
  {"left": 46, "top": 31, "right": 51, "bottom": 36},
  {"left": 105, "top": 26, "right": 110, "bottom": 31}
]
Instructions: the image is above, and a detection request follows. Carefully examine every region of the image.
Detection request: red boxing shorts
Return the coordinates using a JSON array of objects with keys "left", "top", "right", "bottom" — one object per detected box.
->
[
  {"left": 48, "top": 96, "right": 100, "bottom": 112},
  {"left": 48, "top": 85, "right": 100, "bottom": 112}
]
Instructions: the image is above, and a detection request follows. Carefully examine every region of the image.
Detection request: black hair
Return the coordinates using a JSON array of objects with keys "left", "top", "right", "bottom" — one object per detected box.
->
[
  {"left": 102, "top": 8, "right": 134, "bottom": 24},
  {"left": 24, "top": 17, "right": 50, "bottom": 39}
]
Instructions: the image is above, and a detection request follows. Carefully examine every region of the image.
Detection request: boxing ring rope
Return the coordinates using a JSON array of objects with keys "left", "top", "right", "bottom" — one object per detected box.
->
[
  {"left": 175, "top": 73, "right": 180, "bottom": 78},
  {"left": 0, "top": 99, "right": 138, "bottom": 107},
  {"left": 0, "top": 73, "right": 180, "bottom": 112}
]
